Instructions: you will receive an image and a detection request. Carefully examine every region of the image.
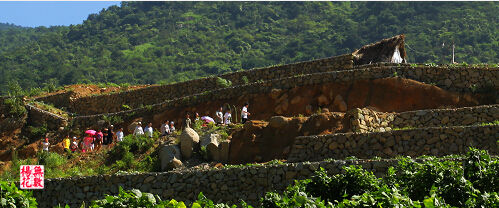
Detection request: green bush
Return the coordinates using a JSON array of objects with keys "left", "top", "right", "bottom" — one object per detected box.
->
[
  {"left": 306, "top": 166, "right": 380, "bottom": 203},
  {"left": 0, "top": 181, "right": 37, "bottom": 208},
  {"left": 107, "top": 135, "right": 154, "bottom": 171},
  {"left": 89, "top": 189, "right": 250, "bottom": 208},
  {"left": 241, "top": 76, "right": 249, "bottom": 84},
  {"left": 26, "top": 124, "right": 48, "bottom": 139},
  {"left": 4, "top": 97, "right": 26, "bottom": 117},
  {"left": 38, "top": 152, "right": 68, "bottom": 178},
  {"left": 90, "top": 187, "right": 165, "bottom": 208},
  {"left": 216, "top": 77, "right": 232, "bottom": 88},
  {"left": 462, "top": 148, "right": 498, "bottom": 193}
]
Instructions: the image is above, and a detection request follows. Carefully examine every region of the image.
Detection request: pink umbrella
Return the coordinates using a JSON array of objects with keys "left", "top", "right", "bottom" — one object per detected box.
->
[
  {"left": 85, "top": 130, "right": 96, "bottom": 136},
  {"left": 201, "top": 116, "right": 215, "bottom": 123}
]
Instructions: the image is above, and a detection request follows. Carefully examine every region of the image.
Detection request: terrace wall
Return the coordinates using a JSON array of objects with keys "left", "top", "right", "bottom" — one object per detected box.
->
[
  {"left": 349, "top": 104, "right": 499, "bottom": 132},
  {"left": 71, "top": 65, "right": 499, "bottom": 129},
  {"left": 37, "top": 54, "right": 354, "bottom": 115},
  {"left": 33, "top": 158, "right": 449, "bottom": 208},
  {"left": 25, "top": 104, "right": 68, "bottom": 131},
  {"left": 287, "top": 125, "right": 498, "bottom": 162}
]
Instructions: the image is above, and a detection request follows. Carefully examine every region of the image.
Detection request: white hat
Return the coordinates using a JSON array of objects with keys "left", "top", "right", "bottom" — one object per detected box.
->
[
  {"left": 73, "top": 136, "right": 77, "bottom": 139},
  {"left": 138, "top": 122, "right": 142, "bottom": 125},
  {"left": 170, "top": 121, "right": 174, "bottom": 124}
]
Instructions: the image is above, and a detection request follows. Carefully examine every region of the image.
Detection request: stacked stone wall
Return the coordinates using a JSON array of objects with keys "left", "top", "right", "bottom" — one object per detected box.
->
[
  {"left": 33, "top": 91, "right": 73, "bottom": 110},
  {"left": 25, "top": 104, "right": 68, "bottom": 131},
  {"left": 287, "top": 125, "right": 498, "bottom": 162},
  {"left": 44, "top": 55, "right": 353, "bottom": 115},
  {"left": 71, "top": 65, "right": 499, "bottom": 129},
  {"left": 32, "top": 157, "right": 459, "bottom": 208},
  {"left": 350, "top": 105, "right": 499, "bottom": 132}
]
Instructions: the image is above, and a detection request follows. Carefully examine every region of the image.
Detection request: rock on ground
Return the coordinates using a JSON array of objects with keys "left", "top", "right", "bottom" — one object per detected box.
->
[{"left": 180, "top": 128, "right": 200, "bottom": 159}]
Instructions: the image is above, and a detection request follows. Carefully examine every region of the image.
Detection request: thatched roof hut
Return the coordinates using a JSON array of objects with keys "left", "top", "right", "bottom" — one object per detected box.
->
[{"left": 352, "top": 34, "right": 407, "bottom": 65}]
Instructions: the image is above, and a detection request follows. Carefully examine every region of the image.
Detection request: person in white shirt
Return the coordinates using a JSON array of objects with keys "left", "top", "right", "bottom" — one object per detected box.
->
[
  {"left": 116, "top": 127, "right": 124, "bottom": 142},
  {"left": 41, "top": 137, "right": 50, "bottom": 152},
  {"left": 215, "top": 107, "right": 223, "bottom": 125},
  {"left": 241, "top": 103, "right": 250, "bottom": 124},
  {"left": 160, "top": 120, "right": 170, "bottom": 136},
  {"left": 224, "top": 109, "right": 232, "bottom": 125},
  {"left": 170, "top": 121, "right": 176, "bottom": 133},
  {"left": 134, "top": 122, "right": 144, "bottom": 136},
  {"left": 144, "top": 123, "right": 154, "bottom": 138}
]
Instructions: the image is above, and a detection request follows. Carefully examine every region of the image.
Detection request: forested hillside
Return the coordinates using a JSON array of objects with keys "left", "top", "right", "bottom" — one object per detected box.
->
[{"left": 0, "top": 2, "right": 497, "bottom": 94}]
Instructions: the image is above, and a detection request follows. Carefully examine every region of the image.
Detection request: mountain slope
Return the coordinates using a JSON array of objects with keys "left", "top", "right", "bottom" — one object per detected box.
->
[{"left": 0, "top": 2, "right": 497, "bottom": 94}]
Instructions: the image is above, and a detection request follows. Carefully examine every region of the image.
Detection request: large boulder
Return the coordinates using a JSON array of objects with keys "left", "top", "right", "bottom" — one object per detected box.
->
[
  {"left": 159, "top": 144, "right": 181, "bottom": 171},
  {"left": 219, "top": 140, "right": 231, "bottom": 163},
  {"left": 201, "top": 134, "right": 222, "bottom": 161},
  {"left": 200, "top": 134, "right": 220, "bottom": 147},
  {"left": 269, "top": 116, "right": 289, "bottom": 129},
  {"left": 206, "top": 142, "right": 220, "bottom": 161},
  {"left": 169, "top": 158, "right": 183, "bottom": 170},
  {"left": 333, "top": 94, "right": 348, "bottom": 112},
  {"left": 317, "top": 94, "right": 330, "bottom": 106},
  {"left": 180, "top": 128, "right": 200, "bottom": 159}
]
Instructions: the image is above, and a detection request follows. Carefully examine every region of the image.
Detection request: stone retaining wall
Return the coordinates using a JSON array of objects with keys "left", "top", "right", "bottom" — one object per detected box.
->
[
  {"left": 350, "top": 105, "right": 499, "bottom": 132},
  {"left": 287, "top": 125, "right": 498, "bottom": 162},
  {"left": 25, "top": 104, "right": 68, "bottom": 131},
  {"left": 38, "top": 54, "right": 353, "bottom": 115},
  {"left": 33, "top": 157, "right": 455, "bottom": 208},
  {"left": 71, "top": 65, "right": 499, "bottom": 129},
  {"left": 33, "top": 91, "right": 73, "bottom": 110}
]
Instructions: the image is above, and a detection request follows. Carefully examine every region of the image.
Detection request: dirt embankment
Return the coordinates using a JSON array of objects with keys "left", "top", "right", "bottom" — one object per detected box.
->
[
  {"left": 140, "top": 77, "right": 478, "bottom": 133},
  {"left": 2, "top": 77, "right": 484, "bottom": 165},
  {"left": 229, "top": 112, "right": 348, "bottom": 164}
]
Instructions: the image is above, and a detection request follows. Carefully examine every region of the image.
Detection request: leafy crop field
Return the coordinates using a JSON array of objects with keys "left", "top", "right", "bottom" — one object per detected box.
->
[{"left": 2, "top": 148, "right": 496, "bottom": 207}]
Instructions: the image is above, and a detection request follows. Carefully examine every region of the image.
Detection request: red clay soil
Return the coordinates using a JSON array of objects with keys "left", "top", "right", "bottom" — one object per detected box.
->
[
  {"left": 4, "top": 77, "right": 481, "bottom": 165},
  {"left": 229, "top": 112, "right": 347, "bottom": 164},
  {"left": 0, "top": 129, "right": 25, "bottom": 162},
  {"left": 138, "top": 77, "right": 479, "bottom": 164},
  {"left": 140, "top": 77, "right": 478, "bottom": 134}
]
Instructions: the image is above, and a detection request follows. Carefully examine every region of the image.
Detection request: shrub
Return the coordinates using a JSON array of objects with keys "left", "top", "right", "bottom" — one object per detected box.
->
[
  {"left": 241, "top": 76, "right": 249, "bottom": 84},
  {"left": 216, "top": 77, "right": 232, "bottom": 88},
  {"left": 38, "top": 152, "right": 68, "bottom": 178},
  {"left": 0, "top": 182, "right": 37, "bottom": 208},
  {"left": 107, "top": 135, "right": 154, "bottom": 167},
  {"left": 102, "top": 115, "right": 123, "bottom": 124},
  {"left": 122, "top": 104, "right": 131, "bottom": 110},
  {"left": 90, "top": 187, "right": 164, "bottom": 208},
  {"left": 4, "top": 97, "right": 26, "bottom": 117},
  {"left": 463, "top": 148, "right": 498, "bottom": 193},
  {"left": 306, "top": 166, "right": 380, "bottom": 203},
  {"left": 26, "top": 124, "right": 47, "bottom": 139},
  {"left": 386, "top": 157, "right": 475, "bottom": 207}
]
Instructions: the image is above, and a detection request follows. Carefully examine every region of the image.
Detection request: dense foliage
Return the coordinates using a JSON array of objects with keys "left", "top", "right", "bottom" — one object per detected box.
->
[
  {"left": 0, "top": 181, "right": 37, "bottom": 208},
  {"left": 261, "top": 148, "right": 498, "bottom": 207},
  {"left": 0, "top": 2, "right": 497, "bottom": 94},
  {"left": 60, "top": 148, "right": 497, "bottom": 207}
]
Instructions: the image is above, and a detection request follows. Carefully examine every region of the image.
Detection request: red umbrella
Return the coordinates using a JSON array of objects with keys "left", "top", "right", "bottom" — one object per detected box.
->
[{"left": 85, "top": 130, "right": 96, "bottom": 136}]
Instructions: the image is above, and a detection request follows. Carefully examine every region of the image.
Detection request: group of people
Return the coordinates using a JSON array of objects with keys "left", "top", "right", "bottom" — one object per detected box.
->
[
  {"left": 184, "top": 103, "right": 251, "bottom": 128},
  {"left": 132, "top": 121, "right": 176, "bottom": 137},
  {"left": 40, "top": 103, "right": 251, "bottom": 154},
  {"left": 40, "top": 125, "right": 125, "bottom": 154}
]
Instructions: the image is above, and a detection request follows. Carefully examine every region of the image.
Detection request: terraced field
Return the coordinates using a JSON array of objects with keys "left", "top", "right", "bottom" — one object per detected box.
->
[{"left": 0, "top": 35, "right": 497, "bottom": 207}]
